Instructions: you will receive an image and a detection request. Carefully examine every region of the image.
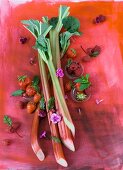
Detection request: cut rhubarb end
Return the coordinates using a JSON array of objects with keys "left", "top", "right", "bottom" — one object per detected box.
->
[
  {"left": 37, "top": 149, "right": 45, "bottom": 161},
  {"left": 57, "top": 158, "right": 68, "bottom": 167},
  {"left": 64, "top": 117, "right": 75, "bottom": 137},
  {"left": 62, "top": 139, "right": 75, "bottom": 152}
]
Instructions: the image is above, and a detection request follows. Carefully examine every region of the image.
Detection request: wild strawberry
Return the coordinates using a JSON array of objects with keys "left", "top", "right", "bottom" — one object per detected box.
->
[
  {"left": 18, "top": 75, "right": 31, "bottom": 90},
  {"left": 26, "top": 85, "right": 36, "bottom": 97},
  {"left": 27, "top": 101, "right": 36, "bottom": 114},
  {"left": 33, "top": 93, "right": 41, "bottom": 103}
]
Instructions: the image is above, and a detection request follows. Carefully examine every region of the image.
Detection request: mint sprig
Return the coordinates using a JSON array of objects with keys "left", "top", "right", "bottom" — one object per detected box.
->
[{"left": 4, "top": 115, "right": 12, "bottom": 126}]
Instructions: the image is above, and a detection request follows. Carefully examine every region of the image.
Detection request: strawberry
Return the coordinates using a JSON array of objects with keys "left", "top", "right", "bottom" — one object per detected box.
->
[
  {"left": 27, "top": 101, "right": 36, "bottom": 114},
  {"left": 33, "top": 93, "right": 41, "bottom": 103},
  {"left": 75, "top": 82, "right": 81, "bottom": 92},
  {"left": 18, "top": 75, "right": 31, "bottom": 90},
  {"left": 67, "top": 48, "right": 77, "bottom": 58},
  {"left": 26, "top": 85, "right": 37, "bottom": 97}
]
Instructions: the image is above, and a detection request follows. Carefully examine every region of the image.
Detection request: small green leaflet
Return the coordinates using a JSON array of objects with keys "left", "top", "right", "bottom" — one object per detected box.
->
[
  {"left": 40, "top": 97, "right": 46, "bottom": 110},
  {"left": 90, "top": 51, "right": 99, "bottom": 57},
  {"left": 32, "top": 76, "right": 40, "bottom": 86},
  {"left": 11, "top": 90, "right": 24, "bottom": 96},
  {"left": 67, "top": 58, "right": 72, "bottom": 67},
  {"left": 48, "top": 97, "right": 55, "bottom": 110},
  {"left": 4, "top": 115, "right": 12, "bottom": 126},
  {"left": 51, "top": 136, "right": 61, "bottom": 143},
  {"left": 18, "top": 75, "right": 27, "bottom": 82}
]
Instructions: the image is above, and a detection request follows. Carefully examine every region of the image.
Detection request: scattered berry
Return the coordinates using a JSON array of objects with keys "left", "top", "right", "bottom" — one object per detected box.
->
[
  {"left": 19, "top": 37, "right": 27, "bottom": 44},
  {"left": 34, "top": 93, "right": 41, "bottom": 103},
  {"left": 26, "top": 85, "right": 36, "bottom": 97},
  {"left": 27, "top": 101, "right": 36, "bottom": 114},
  {"left": 2, "top": 139, "right": 11, "bottom": 146}
]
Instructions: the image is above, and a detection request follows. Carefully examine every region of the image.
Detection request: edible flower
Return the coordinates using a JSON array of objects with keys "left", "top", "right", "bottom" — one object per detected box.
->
[
  {"left": 56, "top": 68, "right": 64, "bottom": 78},
  {"left": 40, "top": 131, "right": 47, "bottom": 139},
  {"left": 50, "top": 113, "right": 61, "bottom": 124}
]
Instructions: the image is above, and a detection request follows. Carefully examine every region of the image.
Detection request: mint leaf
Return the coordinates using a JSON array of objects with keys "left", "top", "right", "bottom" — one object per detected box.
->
[
  {"left": 48, "top": 97, "right": 55, "bottom": 110},
  {"left": 40, "top": 97, "right": 46, "bottom": 110},
  {"left": 51, "top": 136, "right": 61, "bottom": 143},
  {"left": 11, "top": 90, "right": 24, "bottom": 96},
  {"left": 32, "top": 76, "right": 40, "bottom": 86},
  {"left": 79, "top": 83, "right": 91, "bottom": 91},
  {"left": 4, "top": 115, "right": 12, "bottom": 126}
]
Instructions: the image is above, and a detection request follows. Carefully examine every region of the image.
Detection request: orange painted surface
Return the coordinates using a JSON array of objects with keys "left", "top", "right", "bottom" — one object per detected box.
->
[{"left": 1, "top": 1, "right": 123, "bottom": 169}]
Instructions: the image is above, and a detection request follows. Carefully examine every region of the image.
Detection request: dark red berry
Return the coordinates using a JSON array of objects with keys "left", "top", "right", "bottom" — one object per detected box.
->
[{"left": 20, "top": 37, "right": 27, "bottom": 44}]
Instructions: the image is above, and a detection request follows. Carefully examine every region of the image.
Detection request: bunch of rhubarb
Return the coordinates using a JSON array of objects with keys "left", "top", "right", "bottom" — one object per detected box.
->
[{"left": 21, "top": 5, "right": 81, "bottom": 167}]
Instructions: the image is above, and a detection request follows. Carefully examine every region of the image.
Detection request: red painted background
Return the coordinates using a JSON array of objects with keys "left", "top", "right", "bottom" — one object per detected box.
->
[{"left": 1, "top": 1, "right": 123, "bottom": 169}]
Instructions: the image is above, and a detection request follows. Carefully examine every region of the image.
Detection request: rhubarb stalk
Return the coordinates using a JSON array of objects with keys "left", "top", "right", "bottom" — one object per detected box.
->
[
  {"left": 39, "top": 57, "right": 68, "bottom": 167},
  {"left": 31, "top": 107, "right": 45, "bottom": 161}
]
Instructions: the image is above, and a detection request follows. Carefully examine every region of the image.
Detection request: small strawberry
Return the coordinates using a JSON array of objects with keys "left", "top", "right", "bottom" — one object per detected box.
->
[
  {"left": 33, "top": 93, "right": 41, "bottom": 103},
  {"left": 27, "top": 101, "right": 36, "bottom": 114},
  {"left": 75, "top": 82, "right": 81, "bottom": 92},
  {"left": 26, "top": 85, "right": 37, "bottom": 97},
  {"left": 18, "top": 75, "right": 31, "bottom": 90}
]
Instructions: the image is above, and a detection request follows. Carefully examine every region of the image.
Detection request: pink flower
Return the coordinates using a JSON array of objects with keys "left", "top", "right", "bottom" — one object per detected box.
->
[
  {"left": 50, "top": 113, "right": 61, "bottom": 124},
  {"left": 40, "top": 131, "right": 47, "bottom": 139},
  {"left": 56, "top": 68, "right": 64, "bottom": 78}
]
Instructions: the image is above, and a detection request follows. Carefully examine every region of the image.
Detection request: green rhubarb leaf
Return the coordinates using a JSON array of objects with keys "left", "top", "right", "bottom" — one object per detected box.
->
[
  {"left": 3, "top": 115, "right": 12, "bottom": 126},
  {"left": 51, "top": 136, "right": 61, "bottom": 143},
  {"left": 49, "top": 17, "right": 58, "bottom": 29},
  {"left": 42, "top": 16, "right": 49, "bottom": 23},
  {"left": 11, "top": 90, "right": 24, "bottom": 96},
  {"left": 62, "top": 16, "right": 80, "bottom": 33},
  {"left": 60, "top": 31, "right": 80, "bottom": 56},
  {"left": 48, "top": 97, "right": 55, "bottom": 110}
]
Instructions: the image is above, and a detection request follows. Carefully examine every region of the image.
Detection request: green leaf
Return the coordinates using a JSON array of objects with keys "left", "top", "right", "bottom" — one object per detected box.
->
[
  {"left": 11, "top": 90, "right": 24, "bottom": 96},
  {"left": 51, "top": 136, "right": 61, "bottom": 143},
  {"left": 62, "top": 16, "right": 80, "bottom": 33},
  {"left": 32, "top": 76, "right": 40, "bottom": 86},
  {"left": 74, "top": 78, "right": 83, "bottom": 83},
  {"left": 48, "top": 97, "right": 55, "bottom": 110},
  {"left": 40, "top": 23, "right": 53, "bottom": 37},
  {"left": 49, "top": 17, "right": 58, "bottom": 29},
  {"left": 3, "top": 115, "right": 12, "bottom": 126},
  {"left": 79, "top": 83, "right": 91, "bottom": 91},
  {"left": 60, "top": 31, "right": 80, "bottom": 56},
  {"left": 40, "top": 97, "right": 46, "bottom": 110}
]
